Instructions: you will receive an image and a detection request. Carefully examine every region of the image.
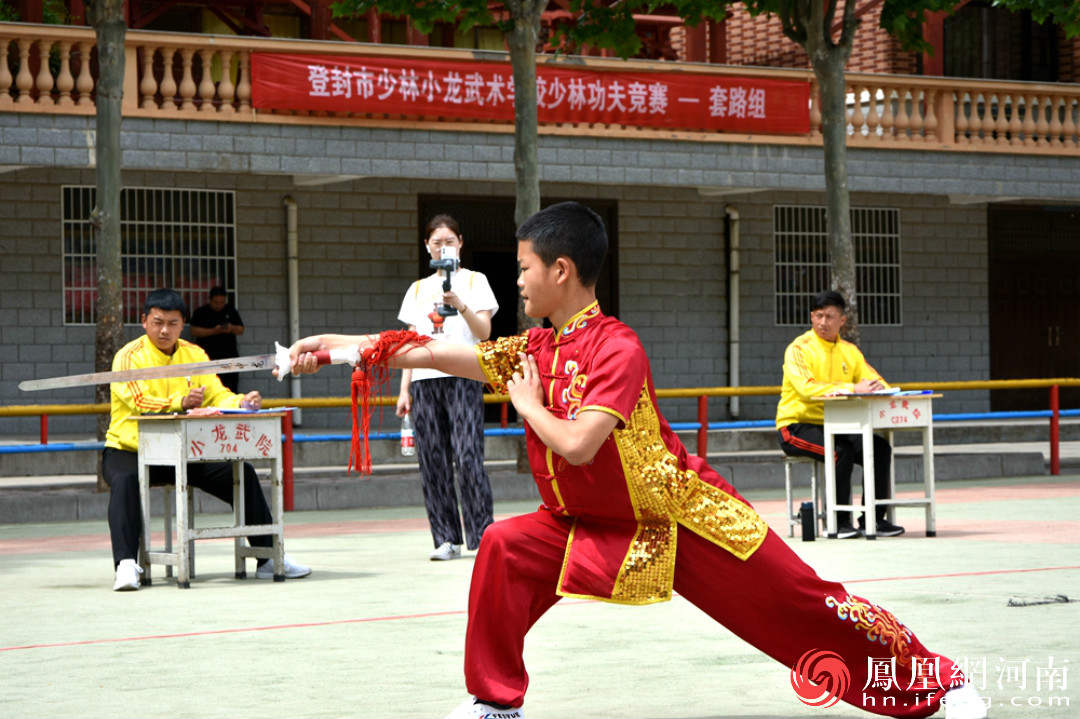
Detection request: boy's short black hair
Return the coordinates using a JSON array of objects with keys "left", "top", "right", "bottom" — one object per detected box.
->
[
  {"left": 143, "top": 288, "right": 188, "bottom": 320},
  {"left": 516, "top": 201, "right": 608, "bottom": 288},
  {"left": 209, "top": 286, "right": 227, "bottom": 299},
  {"left": 812, "top": 290, "right": 846, "bottom": 313}
]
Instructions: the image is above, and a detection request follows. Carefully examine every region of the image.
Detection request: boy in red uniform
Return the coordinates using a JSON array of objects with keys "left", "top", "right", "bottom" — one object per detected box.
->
[{"left": 286, "top": 202, "right": 987, "bottom": 719}]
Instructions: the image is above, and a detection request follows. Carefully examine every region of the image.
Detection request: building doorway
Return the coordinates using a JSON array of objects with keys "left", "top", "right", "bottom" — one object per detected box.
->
[{"left": 988, "top": 205, "right": 1080, "bottom": 411}]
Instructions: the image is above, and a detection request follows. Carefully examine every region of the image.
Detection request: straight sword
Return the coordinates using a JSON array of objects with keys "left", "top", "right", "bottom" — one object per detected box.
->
[{"left": 18, "top": 343, "right": 361, "bottom": 392}]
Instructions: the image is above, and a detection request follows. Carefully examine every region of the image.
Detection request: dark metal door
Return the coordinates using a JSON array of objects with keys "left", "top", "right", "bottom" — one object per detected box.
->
[{"left": 988, "top": 206, "right": 1080, "bottom": 411}]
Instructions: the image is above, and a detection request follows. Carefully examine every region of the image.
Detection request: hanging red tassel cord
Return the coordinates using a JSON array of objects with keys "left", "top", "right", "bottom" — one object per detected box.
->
[{"left": 348, "top": 330, "right": 434, "bottom": 475}]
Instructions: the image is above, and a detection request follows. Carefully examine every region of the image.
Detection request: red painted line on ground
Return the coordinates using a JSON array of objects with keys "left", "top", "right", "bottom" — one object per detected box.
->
[
  {"left": 843, "top": 564, "right": 1080, "bottom": 585},
  {"left": 0, "top": 608, "right": 469, "bottom": 653},
  {"left": 3, "top": 566, "right": 1077, "bottom": 654}
]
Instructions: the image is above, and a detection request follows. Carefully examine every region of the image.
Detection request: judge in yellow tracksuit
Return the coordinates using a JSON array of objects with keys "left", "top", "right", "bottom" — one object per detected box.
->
[
  {"left": 102, "top": 288, "right": 310, "bottom": 591},
  {"left": 776, "top": 290, "right": 904, "bottom": 538}
]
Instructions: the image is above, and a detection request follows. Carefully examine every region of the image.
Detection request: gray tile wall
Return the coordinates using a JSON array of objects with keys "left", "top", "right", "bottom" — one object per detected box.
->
[{"left": 3, "top": 110, "right": 1062, "bottom": 437}]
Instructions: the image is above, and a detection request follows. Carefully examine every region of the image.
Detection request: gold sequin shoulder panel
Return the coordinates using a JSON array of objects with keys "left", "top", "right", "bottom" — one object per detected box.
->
[{"left": 475, "top": 333, "right": 530, "bottom": 394}]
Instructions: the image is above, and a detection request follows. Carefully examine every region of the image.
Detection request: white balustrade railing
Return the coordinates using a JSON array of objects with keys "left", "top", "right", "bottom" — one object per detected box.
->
[{"left": 3, "top": 23, "right": 1079, "bottom": 153}]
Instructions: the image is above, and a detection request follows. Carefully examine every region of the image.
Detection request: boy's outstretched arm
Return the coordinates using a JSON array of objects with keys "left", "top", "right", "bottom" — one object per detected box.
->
[
  {"left": 286, "top": 334, "right": 487, "bottom": 382},
  {"left": 508, "top": 353, "right": 618, "bottom": 466}
]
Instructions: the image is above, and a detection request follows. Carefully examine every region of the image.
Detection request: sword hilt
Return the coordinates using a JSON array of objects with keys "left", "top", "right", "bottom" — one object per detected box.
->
[{"left": 312, "top": 346, "right": 361, "bottom": 367}]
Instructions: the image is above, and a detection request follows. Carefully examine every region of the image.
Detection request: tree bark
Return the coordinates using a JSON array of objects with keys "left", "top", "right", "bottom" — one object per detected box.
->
[
  {"left": 88, "top": 0, "right": 126, "bottom": 487},
  {"left": 503, "top": 1, "right": 544, "bottom": 471},
  {"left": 505, "top": 0, "right": 543, "bottom": 336},
  {"left": 803, "top": 0, "right": 860, "bottom": 344}
]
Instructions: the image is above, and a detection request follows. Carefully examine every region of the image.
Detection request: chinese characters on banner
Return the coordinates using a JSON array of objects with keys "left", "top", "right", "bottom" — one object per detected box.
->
[{"left": 250, "top": 53, "right": 810, "bottom": 135}]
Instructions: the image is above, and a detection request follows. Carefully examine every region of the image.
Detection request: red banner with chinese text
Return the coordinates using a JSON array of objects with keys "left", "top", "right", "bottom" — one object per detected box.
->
[{"left": 251, "top": 53, "right": 810, "bottom": 135}]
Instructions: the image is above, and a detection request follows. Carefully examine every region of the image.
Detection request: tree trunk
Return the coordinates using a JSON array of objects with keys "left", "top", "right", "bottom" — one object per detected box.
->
[
  {"left": 89, "top": 0, "right": 126, "bottom": 487},
  {"left": 803, "top": 0, "right": 860, "bottom": 344},
  {"left": 505, "top": 1, "right": 543, "bottom": 336},
  {"left": 504, "top": 1, "right": 544, "bottom": 472}
]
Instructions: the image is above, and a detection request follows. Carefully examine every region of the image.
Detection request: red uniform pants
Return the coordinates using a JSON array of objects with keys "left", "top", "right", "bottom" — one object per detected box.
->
[{"left": 465, "top": 508, "right": 961, "bottom": 717}]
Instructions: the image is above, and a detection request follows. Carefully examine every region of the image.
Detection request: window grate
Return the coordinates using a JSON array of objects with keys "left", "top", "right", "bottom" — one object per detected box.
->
[
  {"left": 62, "top": 187, "right": 237, "bottom": 325},
  {"left": 774, "top": 205, "right": 902, "bottom": 326}
]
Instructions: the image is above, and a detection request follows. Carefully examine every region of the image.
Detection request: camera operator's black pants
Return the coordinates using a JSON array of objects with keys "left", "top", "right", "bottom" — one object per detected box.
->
[
  {"left": 778, "top": 423, "right": 892, "bottom": 526},
  {"left": 101, "top": 447, "right": 273, "bottom": 568},
  {"left": 412, "top": 376, "right": 494, "bottom": 550}
]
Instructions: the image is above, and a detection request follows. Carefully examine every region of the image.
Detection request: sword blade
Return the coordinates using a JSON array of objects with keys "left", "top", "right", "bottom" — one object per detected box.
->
[{"left": 19, "top": 353, "right": 278, "bottom": 392}]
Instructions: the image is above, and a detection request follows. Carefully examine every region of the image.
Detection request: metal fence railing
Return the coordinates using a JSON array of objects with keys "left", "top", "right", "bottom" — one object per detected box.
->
[{"left": 3, "top": 378, "right": 1079, "bottom": 511}]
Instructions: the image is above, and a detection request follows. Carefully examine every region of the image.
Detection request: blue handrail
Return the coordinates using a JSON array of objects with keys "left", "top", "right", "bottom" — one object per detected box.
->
[{"left": 3, "top": 408, "right": 1077, "bottom": 454}]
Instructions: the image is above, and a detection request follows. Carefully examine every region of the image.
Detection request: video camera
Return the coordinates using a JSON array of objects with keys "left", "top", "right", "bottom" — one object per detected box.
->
[{"left": 429, "top": 246, "right": 459, "bottom": 317}]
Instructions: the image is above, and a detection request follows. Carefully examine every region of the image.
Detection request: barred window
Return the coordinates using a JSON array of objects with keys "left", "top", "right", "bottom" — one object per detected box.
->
[
  {"left": 774, "top": 205, "right": 902, "bottom": 326},
  {"left": 62, "top": 187, "right": 237, "bottom": 325}
]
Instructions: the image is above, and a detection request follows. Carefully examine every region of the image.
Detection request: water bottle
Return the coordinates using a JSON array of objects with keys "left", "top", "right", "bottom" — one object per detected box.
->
[
  {"left": 800, "top": 501, "right": 816, "bottom": 542},
  {"left": 400, "top": 412, "right": 415, "bottom": 456}
]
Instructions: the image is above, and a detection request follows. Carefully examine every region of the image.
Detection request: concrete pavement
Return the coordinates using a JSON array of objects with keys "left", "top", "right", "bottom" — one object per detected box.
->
[{"left": 2, "top": 475, "right": 1078, "bottom": 719}]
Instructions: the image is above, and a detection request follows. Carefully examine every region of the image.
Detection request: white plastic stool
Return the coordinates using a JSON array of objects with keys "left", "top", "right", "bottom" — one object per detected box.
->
[{"left": 783, "top": 455, "right": 824, "bottom": 538}]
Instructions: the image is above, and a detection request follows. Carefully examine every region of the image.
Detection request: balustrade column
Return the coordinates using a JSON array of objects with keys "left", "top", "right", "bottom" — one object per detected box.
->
[
  {"left": 1005, "top": 94, "right": 1022, "bottom": 146},
  {"left": 75, "top": 42, "right": 94, "bottom": 106},
  {"left": 1032, "top": 94, "right": 1049, "bottom": 146},
  {"left": 865, "top": 84, "right": 881, "bottom": 139},
  {"left": 922, "top": 89, "right": 938, "bottom": 142},
  {"left": 1019, "top": 94, "right": 1036, "bottom": 146},
  {"left": 35, "top": 39, "right": 54, "bottom": 105},
  {"left": 1048, "top": 95, "right": 1064, "bottom": 148},
  {"left": 989, "top": 94, "right": 1002, "bottom": 146},
  {"left": 179, "top": 47, "right": 196, "bottom": 111},
  {"left": 893, "top": 88, "right": 911, "bottom": 141},
  {"left": 809, "top": 81, "right": 821, "bottom": 138},
  {"left": 56, "top": 41, "right": 75, "bottom": 106},
  {"left": 880, "top": 88, "right": 895, "bottom": 141},
  {"left": 140, "top": 46, "right": 158, "bottom": 109},
  {"left": 236, "top": 51, "right": 251, "bottom": 112},
  {"left": 1062, "top": 97, "right": 1078, "bottom": 149},
  {"left": 159, "top": 47, "right": 178, "bottom": 110},
  {"left": 0, "top": 39, "right": 13, "bottom": 107},
  {"left": 849, "top": 83, "right": 864, "bottom": 139},
  {"left": 217, "top": 50, "right": 235, "bottom": 114},
  {"left": 935, "top": 89, "right": 955, "bottom": 146},
  {"left": 907, "top": 88, "right": 926, "bottom": 141},
  {"left": 954, "top": 92, "right": 970, "bottom": 145},
  {"left": 15, "top": 39, "right": 34, "bottom": 104},
  {"left": 198, "top": 48, "right": 216, "bottom": 112}
]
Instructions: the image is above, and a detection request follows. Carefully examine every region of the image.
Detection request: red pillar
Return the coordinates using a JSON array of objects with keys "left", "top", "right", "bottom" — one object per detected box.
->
[
  {"left": 311, "top": 0, "right": 331, "bottom": 41},
  {"left": 367, "top": 8, "right": 381, "bottom": 44},
  {"left": 16, "top": 0, "right": 43, "bottom": 23},
  {"left": 282, "top": 411, "right": 295, "bottom": 511},
  {"left": 708, "top": 18, "right": 728, "bottom": 64},
  {"left": 684, "top": 22, "right": 707, "bottom": 63},
  {"left": 406, "top": 18, "right": 429, "bottom": 46},
  {"left": 922, "top": 11, "right": 948, "bottom": 76},
  {"left": 697, "top": 395, "right": 709, "bottom": 459}
]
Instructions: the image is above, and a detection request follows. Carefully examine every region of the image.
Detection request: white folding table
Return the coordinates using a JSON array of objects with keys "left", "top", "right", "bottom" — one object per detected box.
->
[
  {"left": 135, "top": 412, "right": 287, "bottom": 588},
  {"left": 819, "top": 394, "right": 939, "bottom": 539}
]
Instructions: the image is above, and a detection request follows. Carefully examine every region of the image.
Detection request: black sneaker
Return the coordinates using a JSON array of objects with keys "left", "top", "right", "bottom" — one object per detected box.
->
[
  {"left": 835, "top": 523, "right": 861, "bottom": 539},
  {"left": 875, "top": 519, "right": 905, "bottom": 537}
]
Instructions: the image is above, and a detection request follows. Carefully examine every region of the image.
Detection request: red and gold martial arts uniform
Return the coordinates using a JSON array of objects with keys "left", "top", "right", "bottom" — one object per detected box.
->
[{"left": 470, "top": 301, "right": 962, "bottom": 716}]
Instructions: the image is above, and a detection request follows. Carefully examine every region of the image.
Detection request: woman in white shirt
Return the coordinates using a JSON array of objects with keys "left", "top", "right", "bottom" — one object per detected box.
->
[{"left": 396, "top": 215, "right": 499, "bottom": 561}]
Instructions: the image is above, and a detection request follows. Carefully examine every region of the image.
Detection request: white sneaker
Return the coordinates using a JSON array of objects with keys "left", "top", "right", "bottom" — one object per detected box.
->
[
  {"left": 429, "top": 542, "right": 462, "bottom": 561},
  {"left": 255, "top": 554, "right": 311, "bottom": 579},
  {"left": 944, "top": 683, "right": 988, "bottom": 719},
  {"left": 112, "top": 558, "right": 143, "bottom": 591},
  {"left": 444, "top": 697, "right": 524, "bottom": 719}
]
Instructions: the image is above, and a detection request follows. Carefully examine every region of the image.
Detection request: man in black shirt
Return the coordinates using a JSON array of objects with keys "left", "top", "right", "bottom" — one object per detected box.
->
[{"left": 189, "top": 286, "right": 245, "bottom": 392}]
